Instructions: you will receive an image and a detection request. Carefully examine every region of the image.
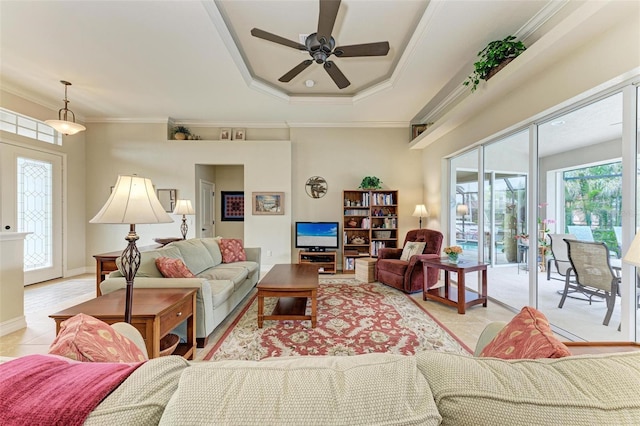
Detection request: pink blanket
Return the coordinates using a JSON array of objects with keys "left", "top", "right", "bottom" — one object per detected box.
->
[{"left": 0, "top": 354, "right": 143, "bottom": 426}]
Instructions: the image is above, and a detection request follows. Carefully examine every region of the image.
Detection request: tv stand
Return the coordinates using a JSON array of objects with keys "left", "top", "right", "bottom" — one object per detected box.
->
[{"left": 298, "top": 251, "right": 336, "bottom": 274}]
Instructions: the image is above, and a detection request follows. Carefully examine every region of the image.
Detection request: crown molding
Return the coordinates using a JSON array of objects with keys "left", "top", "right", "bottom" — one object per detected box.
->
[
  {"left": 286, "top": 121, "right": 407, "bottom": 128},
  {"left": 84, "top": 117, "right": 170, "bottom": 124}
]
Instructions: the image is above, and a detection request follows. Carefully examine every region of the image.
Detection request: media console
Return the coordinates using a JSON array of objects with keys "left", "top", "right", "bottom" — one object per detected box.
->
[{"left": 298, "top": 251, "right": 336, "bottom": 274}]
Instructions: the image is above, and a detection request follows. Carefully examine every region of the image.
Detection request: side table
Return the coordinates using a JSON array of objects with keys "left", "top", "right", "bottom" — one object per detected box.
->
[
  {"left": 93, "top": 244, "right": 161, "bottom": 296},
  {"left": 421, "top": 258, "right": 488, "bottom": 314},
  {"left": 50, "top": 288, "right": 198, "bottom": 359}
]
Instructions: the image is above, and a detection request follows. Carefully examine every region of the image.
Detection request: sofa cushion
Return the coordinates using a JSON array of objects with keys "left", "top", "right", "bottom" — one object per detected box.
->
[
  {"left": 208, "top": 280, "right": 235, "bottom": 309},
  {"left": 219, "top": 238, "right": 247, "bottom": 263},
  {"left": 198, "top": 266, "right": 248, "bottom": 289},
  {"left": 416, "top": 351, "right": 640, "bottom": 425},
  {"left": 400, "top": 241, "right": 426, "bottom": 261},
  {"left": 377, "top": 258, "right": 409, "bottom": 275},
  {"left": 480, "top": 306, "right": 571, "bottom": 359},
  {"left": 158, "top": 354, "right": 441, "bottom": 426},
  {"left": 117, "top": 245, "right": 183, "bottom": 278},
  {"left": 200, "top": 237, "right": 223, "bottom": 266},
  {"left": 48, "top": 313, "right": 146, "bottom": 363},
  {"left": 168, "top": 239, "right": 215, "bottom": 275},
  {"left": 86, "top": 356, "right": 189, "bottom": 425},
  {"left": 155, "top": 257, "right": 196, "bottom": 278}
]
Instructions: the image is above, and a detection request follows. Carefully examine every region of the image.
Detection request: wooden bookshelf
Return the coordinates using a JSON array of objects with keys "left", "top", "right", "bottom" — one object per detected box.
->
[{"left": 342, "top": 189, "right": 398, "bottom": 273}]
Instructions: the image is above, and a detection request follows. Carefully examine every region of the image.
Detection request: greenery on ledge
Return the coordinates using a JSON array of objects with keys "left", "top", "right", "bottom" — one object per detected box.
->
[{"left": 463, "top": 35, "right": 526, "bottom": 92}]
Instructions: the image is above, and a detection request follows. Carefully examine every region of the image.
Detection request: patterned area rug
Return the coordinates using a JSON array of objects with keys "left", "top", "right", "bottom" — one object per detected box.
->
[{"left": 204, "top": 279, "right": 471, "bottom": 360}]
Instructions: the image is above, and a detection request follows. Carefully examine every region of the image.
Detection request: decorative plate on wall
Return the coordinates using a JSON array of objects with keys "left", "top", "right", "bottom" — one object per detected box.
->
[{"left": 305, "top": 176, "right": 328, "bottom": 199}]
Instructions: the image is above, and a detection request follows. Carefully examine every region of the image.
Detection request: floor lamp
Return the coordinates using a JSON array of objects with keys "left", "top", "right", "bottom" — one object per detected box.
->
[
  {"left": 412, "top": 204, "right": 429, "bottom": 229},
  {"left": 90, "top": 175, "right": 172, "bottom": 323},
  {"left": 173, "top": 199, "right": 195, "bottom": 239}
]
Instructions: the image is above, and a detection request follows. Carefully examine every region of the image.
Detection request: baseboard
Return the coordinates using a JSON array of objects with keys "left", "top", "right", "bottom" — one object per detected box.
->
[
  {"left": 0, "top": 315, "right": 27, "bottom": 337},
  {"left": 66, "top": 267, "right": 90, "bottom": 277}
]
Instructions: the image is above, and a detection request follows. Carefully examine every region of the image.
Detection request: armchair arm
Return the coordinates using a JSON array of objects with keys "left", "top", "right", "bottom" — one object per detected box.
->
[
  {"left": 378, "top": 248, "right": 402, "bottom": 260},
  {"left": 473, "top": 321, "right": 507, "bottom": 356}
]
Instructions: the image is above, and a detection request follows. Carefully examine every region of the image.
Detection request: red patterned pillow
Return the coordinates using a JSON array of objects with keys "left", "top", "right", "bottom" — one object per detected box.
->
[
  {"left": 155, "top": 257, "right": 195, "bottom": 278},
  {"left": 49, "top": 313, "right": 146, "bottom": 362},
  {"left": 219, "top": 238, "right": 247, "bottom": 263},
  {"left": 479, "top": 306, "right": 571, "bottom": 359}
]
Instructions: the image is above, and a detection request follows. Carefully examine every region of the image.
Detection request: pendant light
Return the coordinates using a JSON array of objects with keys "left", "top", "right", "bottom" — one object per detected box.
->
[{"left": 45, "top": 80, "right": 86, "bottom": 136}]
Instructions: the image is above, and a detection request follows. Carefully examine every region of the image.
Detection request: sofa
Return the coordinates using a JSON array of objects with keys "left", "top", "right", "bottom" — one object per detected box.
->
[
  {"left": 376, "top": 229, "right": 444, "bottom": 293},
  {"left": 58, "top": 321, "right": 638, "bottom": 424},
  {"left": 100, "top": 238, "right": 261, "bottom": 345}
]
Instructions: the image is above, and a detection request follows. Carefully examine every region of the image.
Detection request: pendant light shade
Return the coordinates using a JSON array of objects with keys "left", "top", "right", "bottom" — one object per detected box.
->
[{"left": 45, "top": 80, "right": 86, "bottom": 136}]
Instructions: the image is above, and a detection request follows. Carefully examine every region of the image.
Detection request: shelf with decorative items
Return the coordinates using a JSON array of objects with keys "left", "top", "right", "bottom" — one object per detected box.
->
[{"left": 342, "top": 189, "right": 398, "bottom": 273}]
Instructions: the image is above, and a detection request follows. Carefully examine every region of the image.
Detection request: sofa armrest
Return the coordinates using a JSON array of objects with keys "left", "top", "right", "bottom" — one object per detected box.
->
[
  {"left": 379, "top": 248, "right": 402, "bottom": 260},
  {"left": 100, "top": 276, "right": 209, "bottom": 295},
  {"left": 408, "top": 253, "right": 439, "bottom": 268},
  {"left": 473, "top": 321, "right": 507, "bottom": 356},
  {"left": 244, "top": 247, "right": 261, "bottom": 265}
]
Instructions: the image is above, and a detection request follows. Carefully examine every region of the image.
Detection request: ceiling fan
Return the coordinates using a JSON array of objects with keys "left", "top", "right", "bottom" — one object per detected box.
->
[{"left": 250, "top": 0, "right": 390, "bottom": 89}]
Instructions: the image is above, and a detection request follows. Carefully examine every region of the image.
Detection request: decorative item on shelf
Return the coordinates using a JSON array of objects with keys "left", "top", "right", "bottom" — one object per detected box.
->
[
  {"left": 220, "top": 128, "right": 231, "bottom": 140},
  {"left": 358, "top": 176, "right": 382, "bottom": 190},
  {"left": 173, "top": 199, "right": 195, "bottom": 239},
  {"left": 443, "top": 245, "right": 463, "bottom": 264},
  {"left": 463, "top": 35, "right": 526, "bottom": 92},
  {"left": 347, "top": 218, "right": 358, "bottom": 228},
  {"left": 232, "top": 128, "right": 246, "bottom": 140},
  {"left": 305, "top": 176, "right": 328, "bottom": 198},
  {"left": 351, "top": 236, "right": 366, "bottom": 245},
  {"left": 45, "top": 80, "right": 86, "bottom": 135},
  {"left": 411, "top": 123, "right": 432, "bottom": 139},
  {"left": 412, "top": 204, "right": 429, "bottom": 229},
  {"left": 172, "top": 125, "right": 191, "bottom": 140},
  {"left": 159, "top": 333, "right": 180, "bottom": 357},
  {"left": 90, "top": 175, "right": 173, "bottom": 323}
]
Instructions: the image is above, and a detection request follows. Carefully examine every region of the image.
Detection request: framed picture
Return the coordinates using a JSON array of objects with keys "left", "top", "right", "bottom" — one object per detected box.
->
[
  {"left": 221, "top": 191, "right": 244, "bottom": 221},
  {"left": 220, "top": 128, "right": 231, "bottom": 141},
  {"left": 411, "top": 124, "right": 428, "bottom": 139},
  {"left": 157, "top": 188, "right": 177, "bottom": 213},
  {"left": 232, "top": 128, "right": 246, "bottom": 140},
  {"left": 252, "top": 192, "right": 284, "bottom": 215}
]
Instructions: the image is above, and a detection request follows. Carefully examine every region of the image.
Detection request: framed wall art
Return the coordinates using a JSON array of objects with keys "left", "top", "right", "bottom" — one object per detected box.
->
[
  {"left": 232, "top": 128, "right": 246, "bottom": 140},
  {"left": 221, "top": 191, "right": 244, "bottom": 221},
  {"left": 157, "top": 188, "right": 177, "bottom": 213},
  {"left": 252, "top": 192, "right": 284, "bottom": 215},
  {"left": 220, "top": 128, "right": 231, "bottom": 140}
]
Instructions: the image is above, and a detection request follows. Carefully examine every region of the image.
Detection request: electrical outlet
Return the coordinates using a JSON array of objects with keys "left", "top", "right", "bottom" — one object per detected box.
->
[{"left": 267, "top": 250, "right": 272, "bottom": 257}]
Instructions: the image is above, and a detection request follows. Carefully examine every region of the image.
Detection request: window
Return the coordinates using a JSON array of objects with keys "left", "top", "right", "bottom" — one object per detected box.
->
[{"left": 0, "top": 107, "right": 62, "bottom": 145}]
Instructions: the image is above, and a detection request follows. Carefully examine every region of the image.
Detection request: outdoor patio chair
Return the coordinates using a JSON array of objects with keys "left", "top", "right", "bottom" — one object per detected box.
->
[
  {"left": 567, "top": 225, "right": 595, "bottom": 242},
  {"left": 559, "top": 239, "right": 620, "bottom": 326},
  {"left": 546, "top": 233, "right": 576, "bottom": 281}
]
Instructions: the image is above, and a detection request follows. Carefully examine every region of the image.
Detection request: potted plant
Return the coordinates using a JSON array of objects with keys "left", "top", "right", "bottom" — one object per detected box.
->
[
  {"left": 463, "top": 35, "right": 526, "bottom": 92},
  {"left": 359, "top": 176, "right": 382, "bottom": 190},
  {"left": 172, "top": 125, "right": 191, "bottom": 140}
]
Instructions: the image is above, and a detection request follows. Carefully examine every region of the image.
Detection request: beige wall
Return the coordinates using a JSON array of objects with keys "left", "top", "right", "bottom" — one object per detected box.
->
[
  {"left": 421, "top": 9, "right": 639, "bottom": 235},
  {"left": 290, "top": 127, "right": 422, "bottom": 267}
]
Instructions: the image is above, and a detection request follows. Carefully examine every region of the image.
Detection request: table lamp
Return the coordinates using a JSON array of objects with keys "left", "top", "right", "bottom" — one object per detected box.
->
[
  {"left": 90, "top": 175, "right": 173, "bottom": 323},
  {"left": 173, "top": 199, "right": 195, "bottom": 240},
  {"left": 412, "top": 204, "right": 429, "bottom": 229}
]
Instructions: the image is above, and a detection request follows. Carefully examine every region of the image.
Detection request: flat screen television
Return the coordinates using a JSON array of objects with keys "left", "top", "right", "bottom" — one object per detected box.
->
[{"left": 295, "top": 222, "right": 339, "bottom": 252}]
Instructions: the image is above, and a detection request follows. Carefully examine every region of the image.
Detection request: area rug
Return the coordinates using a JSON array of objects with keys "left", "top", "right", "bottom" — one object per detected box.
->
[{"left": 204, "top": 279, "right": 471, "bottom": 361}]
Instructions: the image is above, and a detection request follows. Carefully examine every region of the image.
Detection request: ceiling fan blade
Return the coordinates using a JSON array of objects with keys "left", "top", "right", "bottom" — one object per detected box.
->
[
  {"left": 334, "top": 41, "right": 390, "bottom": 57},
  {"left": 279, "top": 60, "right": 314, "bottom": 82},
  {"left": 317, "top": 0, "right": 341, "bottom": 44},
  {"left": 324, "top": 61, "right": 350, "bottom": 89},
  {"left": 251, "top": 28, "right": 307, "bottom": 50}
]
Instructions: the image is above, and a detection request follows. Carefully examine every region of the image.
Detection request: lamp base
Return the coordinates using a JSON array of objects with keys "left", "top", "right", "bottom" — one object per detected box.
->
[
  {"left": 180, "top": 215, "right": 188, "bottom": 240},
  {"left": 120, "top": 225, "right": 141, "bottom": 323}
]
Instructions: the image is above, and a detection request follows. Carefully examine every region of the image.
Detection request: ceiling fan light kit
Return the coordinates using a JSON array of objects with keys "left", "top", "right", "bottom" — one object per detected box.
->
[
  {"left": 45, "top": 80, "right": 86, "bottom": 136},
  {"left": 250, "top": 0, "right": 390, "bottom": 89}
]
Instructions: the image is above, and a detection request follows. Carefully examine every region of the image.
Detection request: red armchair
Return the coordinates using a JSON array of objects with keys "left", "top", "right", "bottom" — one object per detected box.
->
[{"left": 376, "top": 229, "right": 443, "bottom": 293}]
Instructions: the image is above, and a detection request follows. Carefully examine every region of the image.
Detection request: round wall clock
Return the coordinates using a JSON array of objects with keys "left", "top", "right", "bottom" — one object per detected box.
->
[{"left": 305, "top": 176, "right": 328, "bottom": 198}]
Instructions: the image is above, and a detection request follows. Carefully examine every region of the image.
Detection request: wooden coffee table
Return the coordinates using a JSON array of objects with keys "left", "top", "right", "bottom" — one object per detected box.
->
[
  {"left": 422, "top": 258, "right": 488, "bottom": 314},
  {"left": 50, "top": 288, "right": 198, "bottom": 359},
  {"left": 257, "top": 264, "right": 319, "bottom": 328}
]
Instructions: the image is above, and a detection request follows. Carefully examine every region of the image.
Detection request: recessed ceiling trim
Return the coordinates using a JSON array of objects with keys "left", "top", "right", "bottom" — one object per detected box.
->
[
  {"left": 288, "top": 96, "right": 354, "bottom": 106},
  {"left": 517, "top": 0, "right": 569, "bottom": 40}
]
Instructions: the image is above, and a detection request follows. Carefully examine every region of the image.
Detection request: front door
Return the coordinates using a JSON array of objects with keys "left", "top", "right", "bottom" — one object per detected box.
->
[{"left": 0, "top": 143, "right": 63, "bottom": 284}]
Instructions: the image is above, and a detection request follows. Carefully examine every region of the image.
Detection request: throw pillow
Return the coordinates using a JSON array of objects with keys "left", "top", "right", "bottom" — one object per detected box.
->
[
  {"left": 49, "top": 313, "right": 146, "bottom": 363},
  {"left": 479, "top": 306, "right": 571, "bottom": 359},
  {"left": 219, "top": 238, "right": 247, "bottom": 263},
  {"left": 400, "top": 241, "right": 426, "bottom": 262},
  {"left": 155, "top": 257, "right": 196, "bottom": 278}
]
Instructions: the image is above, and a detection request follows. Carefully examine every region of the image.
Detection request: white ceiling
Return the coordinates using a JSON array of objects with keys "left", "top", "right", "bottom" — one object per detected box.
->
[{"left": 0, "top": 0, "right": 565, "bottom": 127}]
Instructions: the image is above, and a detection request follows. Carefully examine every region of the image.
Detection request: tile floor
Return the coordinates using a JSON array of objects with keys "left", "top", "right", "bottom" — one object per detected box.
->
[{"left": 0, "top": 273, "right": 519, "bottom": 360}]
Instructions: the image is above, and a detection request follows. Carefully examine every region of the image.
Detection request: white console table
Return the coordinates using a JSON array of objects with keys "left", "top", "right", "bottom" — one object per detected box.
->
[{"left": 0, "top": 232, "right": 29, "bottom": 336}]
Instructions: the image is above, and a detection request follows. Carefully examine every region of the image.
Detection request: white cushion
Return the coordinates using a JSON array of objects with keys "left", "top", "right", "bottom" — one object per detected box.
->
[{"left": 400, "top": 241, "right": 426, "bottom": 261}]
